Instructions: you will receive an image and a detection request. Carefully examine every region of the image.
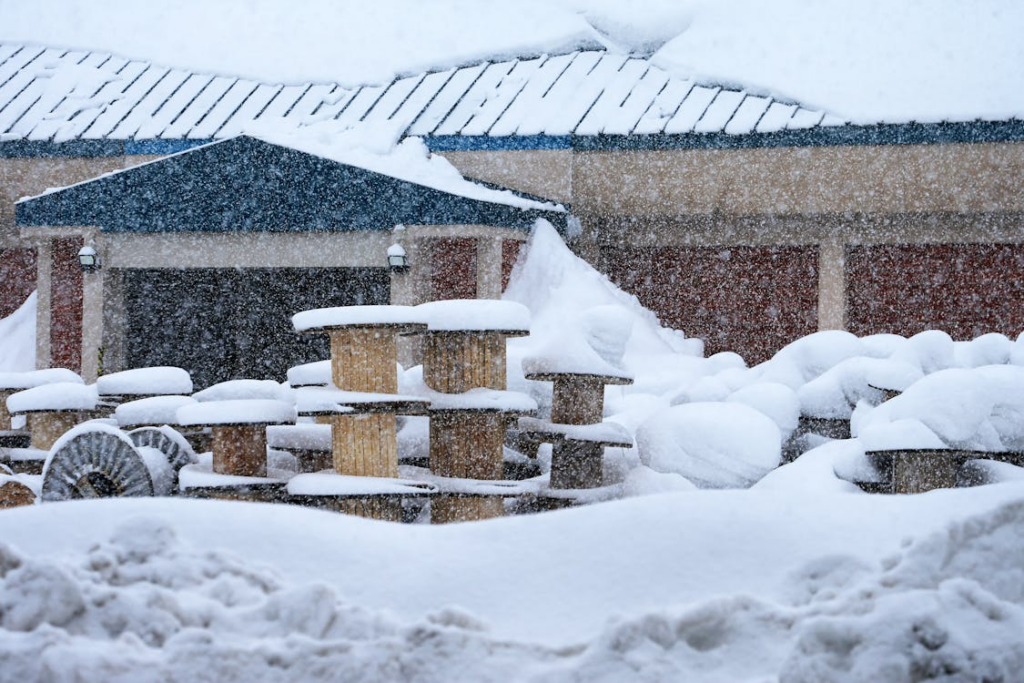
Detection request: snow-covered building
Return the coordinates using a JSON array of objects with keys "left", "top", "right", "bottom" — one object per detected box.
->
[{"left": 1, "top": 44, "right": 1022, "bottom": 380}]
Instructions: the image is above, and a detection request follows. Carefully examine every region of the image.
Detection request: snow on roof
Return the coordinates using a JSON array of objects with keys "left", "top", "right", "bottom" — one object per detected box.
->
[{"left": 0, "top": 44, "right": 836, "bottom": 144}]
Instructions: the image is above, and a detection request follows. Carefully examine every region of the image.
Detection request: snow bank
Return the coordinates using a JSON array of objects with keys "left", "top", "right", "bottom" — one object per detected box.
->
[
  {"left": 853, "top": 366, "right": 1024, "bottom": 452},
  {"left": 0, "top": 292, "right": 36, "bottom": 373},
  {"left": 2, "top": 486, "right": 1024, "bottom": 679},
  {"left": 96, "top": 366, "right": 193, "bottom": 397}
]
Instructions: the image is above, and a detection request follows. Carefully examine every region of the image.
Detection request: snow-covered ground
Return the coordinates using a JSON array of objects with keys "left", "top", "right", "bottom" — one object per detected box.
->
[
  {"left": 1, "top": 0, "right": 1020, "bottom": 123},
  {"left": 1, "top": 486, "right": 1024, "bottom": 682}
]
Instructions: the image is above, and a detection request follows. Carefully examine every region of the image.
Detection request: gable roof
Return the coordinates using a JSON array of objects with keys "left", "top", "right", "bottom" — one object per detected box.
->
[
  {"left": 0, "top": 44, "right": 839, "bottom": 146},
  {"left": 14, "top": 135, "right": 567, "bottom": 233}
]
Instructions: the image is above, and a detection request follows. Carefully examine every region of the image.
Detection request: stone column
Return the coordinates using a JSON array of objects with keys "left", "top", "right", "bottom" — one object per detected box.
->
[
  {"left": 34, "top": 240, "right": 52, "bottom": 369},
  {"left": 817, "top": 234, "right": 846, "bottom": 331}
]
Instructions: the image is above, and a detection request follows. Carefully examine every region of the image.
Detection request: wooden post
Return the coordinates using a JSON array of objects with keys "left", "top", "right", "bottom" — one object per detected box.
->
[
  {"left": 329, "top": 328, "right": 399, "bottom": 394},
  {"left": 0, "top": 480, "right": 35, "bottom": 508},
  {"left": 28, "top": 411, "right": 91, "bottom": 450},
  {"left": 550, "top": 441, "right": 605, "bottom": 489},
  {"left": 211, "top": 425, "right": 269, "bottom": 477},
  {"left": 551, "top": 377, "right": 606, "bottom": 425},
  {"left": 422, "top": 332, "right": 508, "bottom": 393},
  {"left": 331, "top": 413, "right": 399, "bottom": 478}
]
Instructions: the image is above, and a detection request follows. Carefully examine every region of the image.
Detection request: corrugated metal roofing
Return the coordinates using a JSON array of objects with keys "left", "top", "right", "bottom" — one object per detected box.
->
[{"left": 0, "top": 44, "right": 840, "bottom": 143}]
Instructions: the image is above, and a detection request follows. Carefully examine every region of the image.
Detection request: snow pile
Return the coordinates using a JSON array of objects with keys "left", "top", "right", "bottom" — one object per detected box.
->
[
  {"left": 853, "top": 366, "right": 1024, "bottom": 452},
  {"left": 0, "top": 367, "right": 81, "bottom": 391},
  {"left": 96, "top": 367, "right": 193, "bottom": 397},
  {"left": 247, "top": 121, "right": 563, "bottom": 211},
  {"left": 637, "top": 403, "right": 781, "bottom": 488},
  {"left": 2, "top": 489, "right": 1024, "bottom": 680},
  {"left": 0, "top": 293, "right": 36, "bottom": 374}
]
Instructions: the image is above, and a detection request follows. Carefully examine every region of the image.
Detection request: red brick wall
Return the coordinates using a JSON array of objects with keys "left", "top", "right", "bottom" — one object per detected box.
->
[
  {"left": 431, "top": 238, "right": 477, "bottom": 300},
  {"left": 0, "top": 248, "right": 37, "bottom": 317},
  {"left": 50, "top": 238, "right": 83, "bottom": 372},
  {"left": 605, "top": 245, "right": 819, "bottom": 363},
  {"left": 502, "top": 239, "right": 522, "bottom": 292},
  {"left": 847, "top": 243, "right": 1024, "bottom": 339}
]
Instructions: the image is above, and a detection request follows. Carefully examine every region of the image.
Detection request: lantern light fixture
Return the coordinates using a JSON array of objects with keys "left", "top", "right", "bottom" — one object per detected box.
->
[
  {"left": 78, "top": 241, "right": 100, "bottom": 273},
  {"left": 387, "top": 243, "right": 409, "bottom": 273}
]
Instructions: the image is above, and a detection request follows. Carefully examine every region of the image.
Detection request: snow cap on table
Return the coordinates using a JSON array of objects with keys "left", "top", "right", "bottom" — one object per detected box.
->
[
  {"left": 192, "top": 379, "right": 293, "bottom": 403},
  {"left": 286, "top": 360, "right": 332, "bottom": 388},
  {"left": 0, "top": 368, "right": 82, "bottom": 391},
  {"left": 428, "top": 388, "right": 537, "bottom": 413},
  {"left": 287, "top": 472, "right": 436, "bottom": 497},
  {"left": 293, "top": 388, "right": 357, "bottom": 415},
  {"left": 7, "top": 382, "right": 99, "bottom": 414},
  {"left": 292, "top": 305, "right": 425, "bottom": 333},
  {"left": 417, "top": 299, "right": 530, "bottom": 333},
  {"left": 523, "top": 334, "right": 632, "bottom": 380},
  {"left": 518, "top": 416, "right": 632, "bottom": 445},
  {"left": 266, "top": 424, "right": 332, "bottom": 452},
  {"left": 96, "top": 366, "right": 193, "bottom": 397},
  {"left": 114, "top": 395, "right": 197, "bottom": 427},
  {"left": 177, "top": 399, "right": 296, "bottom": 426},
  {"left": 296, "top": 386, "right": 425, "bottom": 409}
]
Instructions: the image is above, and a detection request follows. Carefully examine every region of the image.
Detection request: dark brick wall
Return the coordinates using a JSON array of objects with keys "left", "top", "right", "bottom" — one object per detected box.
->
[
  {"left": 0, "top": 247, "right": 36, "bottom": 317},
  {"left": 605, "top": 245, "right": 820, "bottom": 363},
  {"left": 847, "top": 243, "right": 1024, "bottom": 339},
  {"left": 50, "top": 238, "right": 83, "bottom": 371},
  {"left": 431, "top": 238, "right": 477, "bottom": 300}
]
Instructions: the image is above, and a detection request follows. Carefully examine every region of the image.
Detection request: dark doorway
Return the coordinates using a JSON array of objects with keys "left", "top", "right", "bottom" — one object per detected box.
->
[{"left": 124, "top": 268, "right": 389, "bottom": 388}]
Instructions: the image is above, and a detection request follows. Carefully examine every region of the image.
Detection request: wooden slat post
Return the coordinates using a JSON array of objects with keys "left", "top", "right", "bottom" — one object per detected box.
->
[
  {"left": 330, "top": 329, "right": 399, "bottom": 394},
  {"left": 550, "top": 377, "right": 605, "bottom": 425},
  {"left": 429, "top": 411, "right": 508, "bottom": 522},
  {"left": 28, "top": 412, "right": 88, "bottom": 450},
  {"left": 331, "top": 413, "right": 399, "bottom": 478},
  {"left": 423, "top": 332, "right": 507, "bottom": 392},
  {"left": 211, "top": 425, "right": 269, "bottom": 477},
  {"left": 550, "top": 441, "right": 605, "bottom": 489}
]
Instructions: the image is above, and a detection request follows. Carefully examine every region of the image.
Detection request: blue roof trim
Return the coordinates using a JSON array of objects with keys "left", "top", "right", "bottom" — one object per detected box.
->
[
  {"left": 124, "top": 139, "right": 212, "bottom": 155},
  {"left": 0, "top": 139, "right": 126, "bottom": 158},
  {"left": 425, "top": 135, "right": 573, "bottom": 152},
  {"left": 2, "top": 120, "right": 1021, "bottom": 158},
  {"left": 572, "top": 120, "right": 1024, "bottom": 151}
]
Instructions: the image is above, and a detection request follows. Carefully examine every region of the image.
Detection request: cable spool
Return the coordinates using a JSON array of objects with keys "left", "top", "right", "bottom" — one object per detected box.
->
[
  {"left": 41, "top": 426, "right": 155, "bottom": 501},
  {"left": 128, "top": 426, "right": 197, "bottom": 471}
]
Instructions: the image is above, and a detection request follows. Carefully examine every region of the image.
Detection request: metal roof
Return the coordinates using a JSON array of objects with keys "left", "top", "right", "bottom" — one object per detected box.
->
[{"left": 0, "top": 43, "right": 843, "bottom": 144}]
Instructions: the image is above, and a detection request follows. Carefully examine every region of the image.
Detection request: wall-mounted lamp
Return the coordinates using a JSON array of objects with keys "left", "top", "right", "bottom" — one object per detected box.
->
[
  {"left": 78, "top": 241, "right": 100, "bottom": 273},
  {"left": 387, "top": 243, "right": 409, "bottom": 273}
]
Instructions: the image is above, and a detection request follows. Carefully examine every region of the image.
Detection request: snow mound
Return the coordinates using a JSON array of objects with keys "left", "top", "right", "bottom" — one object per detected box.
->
[
  {"left": 96, "top": 366, "right": 193, "bottom": 397},
  {"left": 192, "top": 380, "right": 293, "bottom": 403},
  {"left": 6, "top": 382, "right": 98, "bottom": 414},
  {"left": 636, "top": 402, "right": 781, "bottom": 488},
  {"left": 0, "top": 293, "right": 37, "bottom": 374}
]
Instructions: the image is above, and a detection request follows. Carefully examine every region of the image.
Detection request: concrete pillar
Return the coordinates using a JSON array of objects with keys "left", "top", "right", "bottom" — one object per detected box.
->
[
  {"left": 34, "top": 240, "right": 52, "bottom": 369},
  {"left": 80, "top": 265, "right": 104, "bottom": 382},
  {"left": 818, "top": 234, "right": 846, "bottom": 331},
  {"left": 476, "top": 236, "right": 504, "bottom": 300}
]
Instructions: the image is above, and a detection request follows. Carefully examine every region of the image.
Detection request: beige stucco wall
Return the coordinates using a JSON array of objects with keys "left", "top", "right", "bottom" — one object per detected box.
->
[
  {"left": 0, "top": 155, "right": 162, "bottom": 248},
  {"left": 570, "top": 142, "right": 1024, "bottom": 217},
  {"left": 439, "top": 149, "right": 574, "bottom": 204}
]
